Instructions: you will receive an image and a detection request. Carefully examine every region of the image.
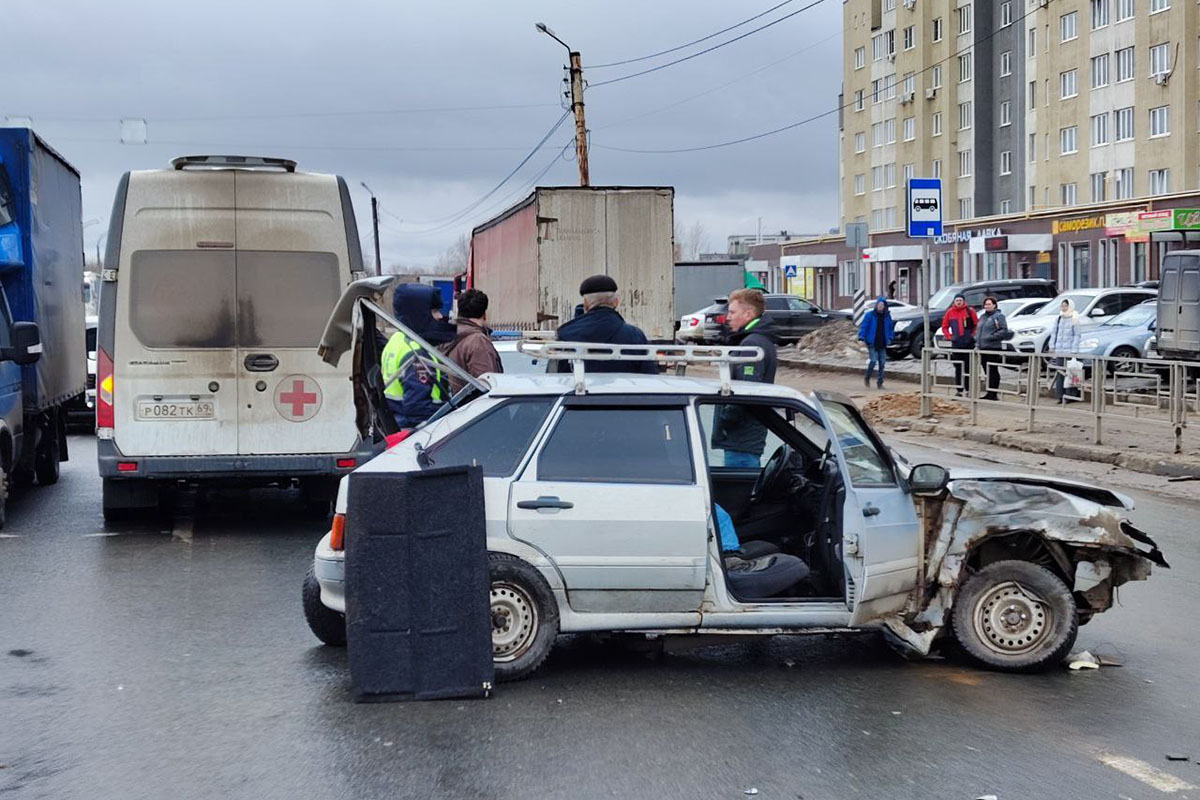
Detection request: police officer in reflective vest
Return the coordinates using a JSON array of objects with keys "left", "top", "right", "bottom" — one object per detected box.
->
[{"left": 382, "top": 284, "right": 453, "bottom": 429}]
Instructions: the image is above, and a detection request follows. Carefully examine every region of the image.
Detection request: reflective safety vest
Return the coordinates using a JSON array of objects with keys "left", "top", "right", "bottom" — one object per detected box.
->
[{"left": 381, "top": 332, "right": 447, "bottom": 426}]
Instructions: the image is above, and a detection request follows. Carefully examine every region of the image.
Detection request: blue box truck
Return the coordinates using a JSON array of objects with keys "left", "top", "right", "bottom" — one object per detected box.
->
[{"left": 0, "top": 128, "right": 86, "bottom": 524}]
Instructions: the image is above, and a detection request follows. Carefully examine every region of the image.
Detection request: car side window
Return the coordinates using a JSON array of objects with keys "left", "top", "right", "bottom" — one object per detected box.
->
[
  {"left": 821, "top": 402, "right": 897, "bottom": 487},
  {"left": 765, "top": 297, "right": 790, "bottom": 311},
  {"left": 788, "top": 298, "right": 817, "bottom": 312},
  {"left": 1093, "top": 294, "right": 1126, "bottom": 317},
  {"left": 537, "top": 408, "right": 694, "bottom": 484},
  {"left": 1118, "top": 293, "right": 1151, "bottom": 312},
  {"left": 963, "top": 289, "right": 987, "bottom": 307},
  {"left": 426, "top": 398, "right": 553, "bottom": 477}
]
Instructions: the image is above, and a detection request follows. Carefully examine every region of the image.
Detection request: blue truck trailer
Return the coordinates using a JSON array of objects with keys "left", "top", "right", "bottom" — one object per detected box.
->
[{"left": 0, "top": 128, "right": 86, "bottom": 524}]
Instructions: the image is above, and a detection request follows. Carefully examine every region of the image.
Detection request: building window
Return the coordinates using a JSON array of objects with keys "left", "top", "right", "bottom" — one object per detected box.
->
[
  {"left": 903, "top": 163, "right": 915, "bottom": 182},
  {"left": 885, "top": 30, "right": 896, "bottom": 57},
  {"left": 1132, "top": 242, "right": 1147, "bottom": 282},
  {"left": 1060, "top": 11, "right": 1078, "bottom": 41},
  {"left": 1062, "top": 183, "right": 1078, "bottom": 205},
  {"left": 1060, "top": 69, "right": 1077, "bottom": 98},
  {"left": 959, "top": 198, "right": 974, "bottom": 219},
  {"left": 1116, "top": 47, "right": 1135, "bottom": 82},
  {"left": 885, "top": 73, "right": 897, "bottom": 99},
  {"left": 1115, "top": 167, "right": 1134, "bottom": 198},
  {"left": 1150, "top": 105, "right": 1171, "bottom": 137},
  {"left": 1091, "top": 54, "right": 1109, "bottom": 88},
  {"left": 903, "top": 26, "right": 915, "bottom": 50},
  {"left": 1090, "top": 172, "right": 1108, "bottom": 201},
  {"left": 932, "top": 159, "right": 942, "bottom": 178},
  {"left": 1150, "top": 0, "right": 1169, "bottom": 13},
  {"left": 885, "top": 0, "right": 896, "bottom": 11},
  {"left": 1029, "top": 185, "right": 1038, "bottom": 207},
  {"left": 840, "top": 260, "right": 861, "bottom": 296},
  {"left": 1000, "top": 50, "right": 1012, "bottom": 76},
  {"left": 1060, "top": 126, "right": 1078, "bottom": 154},
  {"left": 872, "top": 165, "right": 884, "bottom": 190},
  {"left": 1091, "top": 112, "right": 1110, "bottom": 145},
  {"left": 1150, "top": 43, "right": 1171, "bottom": 77},
  {"left": 932, "top": 17, "right": 943, "bottom": 42},
  {"left": 1149, "top": 168, "right": 1170, "bottom": 194},
  {"left": 855, "top": 89, "right": 865, "bottom": 111},
  {"left": 932, "top": 111, "right": 943, "bottom": 135},
  {"left": 854, "top": 174, "right": 866, "bottom": 195},
  {"left": 1028, "top": 27, "right": 1037, "bottom": 56},
  {"left": 1000, "top": 100, "right": 1012, "bottom": 126},
  {"left": 1092, "top": 0, "right": 1109, "bottom": 28},
  {"left": 1117, "top": 0, "right": 1134, "bottom": 20},
  {"left": 872, "top": 78, "right": 882, "bottom": 103},
  {"left": 884, "top": 207, "right": 897, "bottom": 227},
  {"left": 884, "top": 163, "right": 897, "bottom": 188},
  {"left": 959, "top": 149, "right": 973, "bottom": 177},
  {"left": 958, "top": 52, "right": 973, "bottom": 82},
  {"left": 957, "top": 5, "right": 972, "bottom": 34},
  {"left": 1000, "top": 199, "right": 1012, "bottom": 214},
  {"left": 1071, "top": 243, "right": 1091, "bottom": 288},
  {"left": 1029, "top": 80, "right": 1037, "bottom": 110},
  {"left": 1115, "top": 106, "right": 1135, "bottom": 140},
  {"left": 885, "top": 117, "right": 896, "bottom": 143},
  {"left": 1029, "top": 133, "right": 1037, "bottom": 161},
  {"left": 1001, "top": 1, "right": 1013, "bottom": 26},
  {"left": 872, "top": 121, "right": 883, "bottom": 147},
  {"left": 855, "top": 132, "right": 866, "bottom": 152},
  {"left": 855, "top": 47, "right": 866, "bottom": 69},
  {"left": 903, "top": 116, "right": 916, "bottom": 140},
  {"left": 1000, "top": 150, "right": 1012, "bottom": 174},
  {"left": 959, "top": 101, "right": 973, "bottom": 130},
  {"left": 873, "top": 34, "right": 884, "bottom": 61},
  {"left": 932, "top": 65, "right": 943, "bottom": 89},
  {"left": 903, "top": 72, "right": 916, "bottom": 95}
]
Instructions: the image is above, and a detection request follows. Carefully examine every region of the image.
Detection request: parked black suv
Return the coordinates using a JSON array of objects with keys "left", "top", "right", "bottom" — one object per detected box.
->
[
  {"left": 704, "top": 294, "right": 851, "bottom": 344},
  {"left": 888, "top": 278, "right": 1058, "bottom": 359}
]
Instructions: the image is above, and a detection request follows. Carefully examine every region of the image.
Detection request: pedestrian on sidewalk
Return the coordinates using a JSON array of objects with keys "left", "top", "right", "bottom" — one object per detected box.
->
[
  {"left": 1049, "top": 297, "right": 1082, "bottom": 403},
  {"left": 941, "top": 293, "right": 978, "bottom": 396},
  {"left": 858, "top": 296, "right": 894, "bottom": 389},
  {"left": 976, "top": 295, "right": 1010, "bottom": 401}
]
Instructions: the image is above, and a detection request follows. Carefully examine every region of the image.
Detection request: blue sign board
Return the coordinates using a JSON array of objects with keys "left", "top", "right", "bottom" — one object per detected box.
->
[
  {"left": 907, "top": 178, "right": 943, "bottom": 238},
  {"left": 783, "top": 263, "right": 798, "bottom": 278}
]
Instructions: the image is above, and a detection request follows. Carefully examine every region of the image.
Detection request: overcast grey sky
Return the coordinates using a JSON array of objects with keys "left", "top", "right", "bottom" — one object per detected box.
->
[{"left": 6, "top": 0, "right": 844, "bottom": 268}]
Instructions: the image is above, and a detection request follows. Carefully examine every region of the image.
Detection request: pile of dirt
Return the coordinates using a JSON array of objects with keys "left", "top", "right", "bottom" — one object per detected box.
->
[
  {"left": 793, "top": 320, "right": 865, "bottom": 359},
  {"left": 861, "top": 391, "right": 967, "bottom": 424}
]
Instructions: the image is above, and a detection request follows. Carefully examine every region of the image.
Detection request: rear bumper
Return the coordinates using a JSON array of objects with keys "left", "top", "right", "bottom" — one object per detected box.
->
[{"left": 97, "top": 437, "right": 383, "bottom": 480}]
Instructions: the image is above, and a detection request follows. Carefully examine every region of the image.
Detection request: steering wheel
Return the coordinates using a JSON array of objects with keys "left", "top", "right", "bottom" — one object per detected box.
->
[{"left": 749, "top": 444, "right": 794, "bottom": 505}]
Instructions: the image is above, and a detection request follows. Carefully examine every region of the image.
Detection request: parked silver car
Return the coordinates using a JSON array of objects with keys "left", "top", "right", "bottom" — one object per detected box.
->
[
  {"left": 1077, "top": 300, "right": 1158, "bottom": 372},
  {"left": 303, "top": 278, "right": 1167, "bottom": 680}
]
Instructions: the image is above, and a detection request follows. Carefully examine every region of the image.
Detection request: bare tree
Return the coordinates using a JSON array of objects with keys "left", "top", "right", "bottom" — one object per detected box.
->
[
  {"left": 434, "top": 234, "right": 471, "bottom": 275},
  {"left": 674, "top": 220, "right": 711, "bottom": 261}
]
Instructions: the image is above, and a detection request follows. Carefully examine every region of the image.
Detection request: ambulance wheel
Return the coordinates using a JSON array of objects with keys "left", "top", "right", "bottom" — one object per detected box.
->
[
  {"left": 489, "top": 553, "right": 558, "bottom": 682},
  {"left": 302, "top": 565, "right": 346, "bottom": 647}
]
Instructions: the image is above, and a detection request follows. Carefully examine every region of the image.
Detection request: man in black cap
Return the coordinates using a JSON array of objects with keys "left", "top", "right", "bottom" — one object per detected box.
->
[{"left": 555, "top": 274, "right": 658, "bottom": 374}]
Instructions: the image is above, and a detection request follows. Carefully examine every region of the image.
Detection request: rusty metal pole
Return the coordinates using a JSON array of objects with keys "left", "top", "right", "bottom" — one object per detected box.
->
[{"left": 568, "top": 51, "right": 590, "bottom": 186}]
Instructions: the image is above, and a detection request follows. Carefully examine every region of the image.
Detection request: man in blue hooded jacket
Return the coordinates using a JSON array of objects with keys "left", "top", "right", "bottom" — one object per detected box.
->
[
  {"left": 380, "top": 283, "right": 456, "bottom": 428},
  {"left": 857, "top": 296, "right": 895, "bottom": 389}
]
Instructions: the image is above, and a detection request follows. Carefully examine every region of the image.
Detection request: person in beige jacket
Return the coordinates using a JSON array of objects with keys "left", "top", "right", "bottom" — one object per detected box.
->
[{"left": 440, "top": 289, "right": 503, "bottom": 393}]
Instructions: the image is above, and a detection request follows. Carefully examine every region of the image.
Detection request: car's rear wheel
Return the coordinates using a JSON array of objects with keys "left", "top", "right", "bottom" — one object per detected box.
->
[
  {"left": 489, "top": 553, "right": 558, "bottom": 682},
  {"left": 908, "top": 334, "right": 924, "bottom": 360},
  {"left": 1109, "top": 346, "right": 1139, "bottom": 375},
  {"left": 951, "top": 560, "right": 1077, "bottom": 672},
  {"left": 302, "top": 564, "right": 346, "bottom": 646}
]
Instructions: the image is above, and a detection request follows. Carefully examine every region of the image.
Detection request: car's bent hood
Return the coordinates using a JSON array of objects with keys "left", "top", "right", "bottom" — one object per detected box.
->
[{"left": 946, "top": 468, "right": 1134, "bottom": 509}]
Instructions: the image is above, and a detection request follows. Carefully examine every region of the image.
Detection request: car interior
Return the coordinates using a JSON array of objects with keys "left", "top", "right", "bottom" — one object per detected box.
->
[{"left": 698, "top": 401, "right": 847, "bottom": 604}]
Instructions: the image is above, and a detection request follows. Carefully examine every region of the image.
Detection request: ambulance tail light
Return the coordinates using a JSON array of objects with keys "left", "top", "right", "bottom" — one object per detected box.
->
[{"left": 97, "top": 348, "right": 115, "bottom": 431}]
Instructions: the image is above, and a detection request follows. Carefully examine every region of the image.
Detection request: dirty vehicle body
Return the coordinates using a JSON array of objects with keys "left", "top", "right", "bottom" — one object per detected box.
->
[
  {"left": 305, "top": 278, "right": 1166, "bottom": 680},
  {"left": 1156, "top": 250, "right": 1199, "bottom": 361}
]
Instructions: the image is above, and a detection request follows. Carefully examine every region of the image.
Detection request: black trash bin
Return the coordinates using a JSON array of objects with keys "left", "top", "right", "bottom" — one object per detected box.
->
[{"left": 345, "top": 465, "right": 494, "bottom": 701}]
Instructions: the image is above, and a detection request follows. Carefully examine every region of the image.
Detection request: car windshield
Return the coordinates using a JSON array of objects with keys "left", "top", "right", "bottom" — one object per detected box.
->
[
  {"left": 1047, "top": 291, "right": 1097, "bottom": 314},
  {"left": 998, "top": 299, "right": 1047, "bottom": 317},
  {"left": 1103, "top": 303, "right": 1155, "bottom": 327}
]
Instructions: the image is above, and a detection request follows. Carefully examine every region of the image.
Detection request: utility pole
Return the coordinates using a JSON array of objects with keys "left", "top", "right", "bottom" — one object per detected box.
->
[
  {"left": 361, "top": 182, "right": 382, "bottom": 275},
  {"left": 537, "top": 23, "right": 590, "bottom": 186}
]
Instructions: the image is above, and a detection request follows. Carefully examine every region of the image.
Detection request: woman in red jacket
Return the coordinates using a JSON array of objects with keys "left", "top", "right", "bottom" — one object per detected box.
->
[{"left": 941, "top": 293, "right": 979, "bottom": 395}]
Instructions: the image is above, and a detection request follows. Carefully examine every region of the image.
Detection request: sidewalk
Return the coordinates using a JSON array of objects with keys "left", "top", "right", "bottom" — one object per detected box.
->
[{"left": 771, "top": 353, "right": 1200, "bottom": 481}]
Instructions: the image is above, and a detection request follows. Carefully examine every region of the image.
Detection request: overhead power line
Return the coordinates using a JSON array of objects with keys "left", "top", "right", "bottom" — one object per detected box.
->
[
  {"left": 589, "top": 0, "right": 830, "bottom": 88},
  {"left": 586, "top": 0, "right": 800, "bottom": 69},
  {"left": 595, "top": 0, "right": 1054, "bottom": 152}
]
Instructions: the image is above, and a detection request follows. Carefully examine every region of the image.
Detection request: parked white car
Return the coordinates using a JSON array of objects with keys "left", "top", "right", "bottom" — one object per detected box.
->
[
  {"left": 676, "top": 303, "right": 721, "bottom": 343},
  {"left": 302, "top": 277, "right": 1166, "bottom": 681},
  {"left": 1005, "top": 288, "right": 1156, "bottom": 353}
]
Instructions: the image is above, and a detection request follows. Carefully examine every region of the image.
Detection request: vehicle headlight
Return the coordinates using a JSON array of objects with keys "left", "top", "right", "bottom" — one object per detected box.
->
[
  {"left": 1016, "top": 326, "right": 1045, "bottom": 337},
  {"left": 894, "top": 319, "right": 914, "bottom": 331},
  {"left": 1079, "top": 338, "right": 1099, "bottom": 350}
]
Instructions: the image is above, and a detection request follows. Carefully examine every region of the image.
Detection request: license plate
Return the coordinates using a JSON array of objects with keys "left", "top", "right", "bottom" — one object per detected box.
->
[{"left": 136, "top": 400, "right": 215, "bottom": 420}]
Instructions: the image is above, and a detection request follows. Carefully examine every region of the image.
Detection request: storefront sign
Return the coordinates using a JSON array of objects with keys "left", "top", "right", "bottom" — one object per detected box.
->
[
  {"left": 1052, "top": 216, "right": 1106, "bottom": 235},
  {"left": 1036, "top": 252, "right": 1052, "bottom": 263},
  {"left": 983, "top": 236, "right": 1008, "bottom": 252},
  {"left": 1137, "top": 210, "right": 1174, "bottom": 234},
  {"left": 1172, "top": 209, "right": 1200, "bottom": 230},
  {"left": 1106, "top": 210, "right": 1149, "bottom": 242},
  {"left": 933, "top": 227, "right": 1002, "bottom": 245}
]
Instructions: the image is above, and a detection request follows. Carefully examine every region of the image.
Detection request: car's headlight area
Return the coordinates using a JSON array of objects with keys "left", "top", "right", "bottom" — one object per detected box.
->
[
  {"left": 1015, "top": 326, "right": 1045, "bottom": 337},
  {"left": 1079, "top": 338, "right": 1100, "bottom": 350},
  {"left": 894, "top": 319, "right": 914, "bottom": 332}
]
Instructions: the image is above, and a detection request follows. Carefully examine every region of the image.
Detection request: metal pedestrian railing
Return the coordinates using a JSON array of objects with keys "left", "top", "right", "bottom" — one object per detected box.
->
[{"left": 919, "top": 347, "right": 1198, "bottom": 455}]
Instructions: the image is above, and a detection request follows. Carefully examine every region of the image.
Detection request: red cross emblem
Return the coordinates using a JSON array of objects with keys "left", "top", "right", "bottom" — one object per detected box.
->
[{"left": 274, "top": 375, "right": 322, "bottom": 422}]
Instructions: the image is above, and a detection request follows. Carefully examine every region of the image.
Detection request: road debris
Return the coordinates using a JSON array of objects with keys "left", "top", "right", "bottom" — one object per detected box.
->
[
  {"left": 793, "top": 321, "right": 864, "bottom": 359},
  {"left": 1164, "top": 754, "right": 1189, "bottom": 762},
  {"left": 1067, "top": 651, "right": 1101, "bottom": 670},
  {"left": 744, "top": 788, "right": 759, "bottom": 796},
  {"left": 861, "top": 392, "right": 967, "bottom": 424},
  {"left": 975, "top": 794, "right": 998, "bottom": 800}
]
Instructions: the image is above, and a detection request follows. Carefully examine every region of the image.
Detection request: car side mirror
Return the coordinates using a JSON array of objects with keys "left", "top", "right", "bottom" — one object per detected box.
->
[
  {"left": 3, "top": 321, "right": 42, "bottom": 366},
  {"left": 1089, "top": 308, "right": 1107, "bottom": 318},
  {"left": 908, "top": 463, "right": 949, "bottom": 495}
]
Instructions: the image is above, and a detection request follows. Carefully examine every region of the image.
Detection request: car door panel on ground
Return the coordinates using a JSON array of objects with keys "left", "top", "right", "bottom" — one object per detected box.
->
[
  {"left": 113, "top": 170, "right": 240, "bottom": 457},
  {"left": 508, "top": 404, "right": 709, "bottom": 614}
]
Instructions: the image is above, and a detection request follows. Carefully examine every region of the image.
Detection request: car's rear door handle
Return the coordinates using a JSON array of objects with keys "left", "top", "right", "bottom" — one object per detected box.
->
[
  {"left": 243, "top": 353, "right": 279, "bottom": 372},
  {"left": 517, "top": 496, "right": 574, "bottom": 510},
  {"left": 862, "top": 503, "right": 880, "bottom": 517}
]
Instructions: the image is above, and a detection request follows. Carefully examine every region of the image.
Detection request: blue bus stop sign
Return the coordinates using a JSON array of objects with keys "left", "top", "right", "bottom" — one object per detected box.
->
[{"left": 907, "top": 178, "right": 943, "bottom": 238}]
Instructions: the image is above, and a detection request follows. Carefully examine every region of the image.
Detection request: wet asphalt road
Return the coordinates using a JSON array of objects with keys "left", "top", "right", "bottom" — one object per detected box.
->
[{"left": 2, "top": 435, "right": 1199, "bottom": 800}]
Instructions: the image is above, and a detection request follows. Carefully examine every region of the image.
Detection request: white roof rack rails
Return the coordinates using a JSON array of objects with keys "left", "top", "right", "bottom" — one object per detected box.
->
[
  {"left": 171, "top": 155, "right": 297, "bottom": 172},
  {"left": 516, "top": 341, "right": 764, "bottom": 395}
]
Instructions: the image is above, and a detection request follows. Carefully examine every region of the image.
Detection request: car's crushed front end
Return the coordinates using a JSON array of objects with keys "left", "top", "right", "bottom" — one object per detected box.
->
[{"left": 882, "top": 471, "right": 1168, "bottom": 655}]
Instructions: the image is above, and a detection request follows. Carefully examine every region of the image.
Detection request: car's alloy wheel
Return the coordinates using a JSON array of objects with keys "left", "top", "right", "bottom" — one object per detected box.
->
[
  {"left": 491, "top": 581, "right": 539, "bottom": 662},
  {"left": 1109, "top": 346, "right": 1139, "bottom": 375}
]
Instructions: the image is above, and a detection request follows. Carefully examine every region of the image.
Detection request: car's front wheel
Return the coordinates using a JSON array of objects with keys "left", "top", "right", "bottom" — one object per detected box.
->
[
  {"left": 302, "top": 565, "right": 346, "bottom": 646},
  {"left": 489, "top": 553, "right": 559, "bottom": 682},
  {"left": 951, "top": 560, "right": 1077, "bottom": 672}
]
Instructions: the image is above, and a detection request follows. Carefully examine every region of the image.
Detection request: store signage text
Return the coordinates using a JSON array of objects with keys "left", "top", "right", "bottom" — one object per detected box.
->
[
  {"left": 1053, "top": 216, "right": 1106, "bottom": 234},
  {"left": 933, "top": 227, "right": 1002, "bottom": 245}
]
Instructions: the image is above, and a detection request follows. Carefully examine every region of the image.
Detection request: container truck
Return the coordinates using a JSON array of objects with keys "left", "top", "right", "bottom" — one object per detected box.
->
[
  {"left": 673, "top": 260, "right": 746, "bottom": 320},
  {"left": 469, "top": 187, "right": 675, "bottom": 341},
  {"left": 0, "top": 128, "right": 86, "bottom": 523}
]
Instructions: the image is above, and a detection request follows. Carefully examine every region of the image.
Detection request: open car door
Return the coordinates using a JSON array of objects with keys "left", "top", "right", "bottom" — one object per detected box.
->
[
  {"left": 810, "top": 391, "right": 921, "bottom": 625},
  {"left": 317, "top": 276, "right": 487, "bottom": 439}
]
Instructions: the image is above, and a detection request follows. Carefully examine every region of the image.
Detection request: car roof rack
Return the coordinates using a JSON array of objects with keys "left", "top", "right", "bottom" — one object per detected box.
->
[
  {"left": 171, "top": 155, "right": 298, "bottom": 172},
  {"left": 516, "top": 341, "right": 764, "bottom": 395}
]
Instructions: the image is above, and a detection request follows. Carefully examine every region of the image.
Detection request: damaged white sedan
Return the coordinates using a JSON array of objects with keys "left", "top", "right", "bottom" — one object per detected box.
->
[{"left": 304, "top": 277, "right": 1167, "bottom": 680}]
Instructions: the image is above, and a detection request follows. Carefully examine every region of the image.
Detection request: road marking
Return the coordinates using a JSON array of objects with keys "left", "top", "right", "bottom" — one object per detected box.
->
[
  {"left": 172, "top": 516, "right": 194, "bottom": 543},
  {"left": 0, "top": 533, "right": 19, "bottom": 538},
  {"left": 82, "top": 532, "right": 123, "bottom": 537},
  {"left": 1098, "top": 753, "right": 1195, "bottom": 793}
]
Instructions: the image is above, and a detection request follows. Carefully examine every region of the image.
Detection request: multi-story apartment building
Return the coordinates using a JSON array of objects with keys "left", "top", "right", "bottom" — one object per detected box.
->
[{"left": 840, "top": 0, "right": 1198, "bottom": 229}]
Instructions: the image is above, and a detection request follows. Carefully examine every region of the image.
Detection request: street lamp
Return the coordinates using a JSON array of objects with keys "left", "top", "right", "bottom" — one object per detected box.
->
[
  {"left": 535, "top": 22, "right": 590, "bottom": 186},
  {"left": 534, "top": 22, "right": 570, "bottom": 52},
  {"left": 361, "top": 182, "right": 381, "bottom": 276}
]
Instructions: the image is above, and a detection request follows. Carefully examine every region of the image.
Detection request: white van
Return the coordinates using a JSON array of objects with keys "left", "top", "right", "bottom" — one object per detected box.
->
[{"left": 96, "top": 155, "right": 378, "bottom": 518}]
